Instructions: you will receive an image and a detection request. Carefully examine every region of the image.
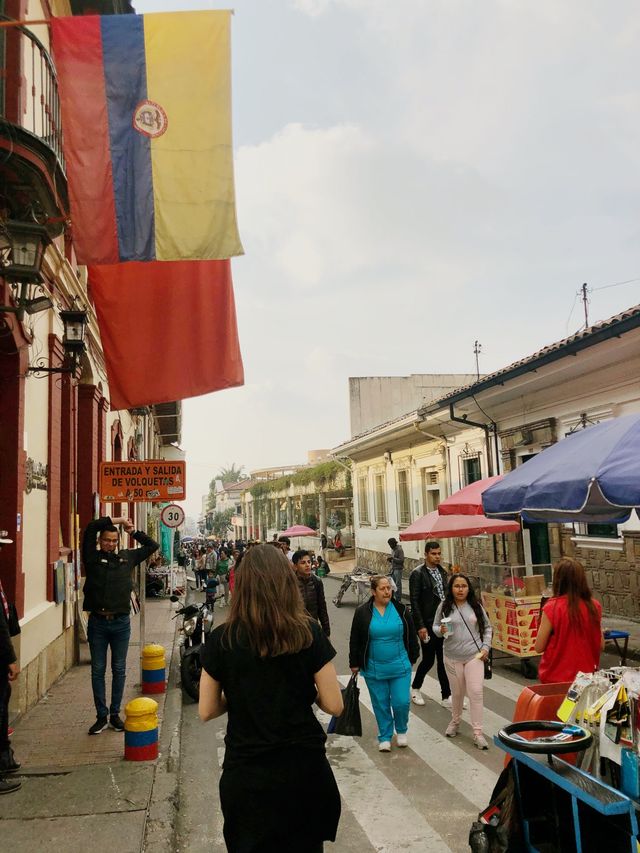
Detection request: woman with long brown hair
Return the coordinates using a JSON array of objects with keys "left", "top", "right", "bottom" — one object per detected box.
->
[
  {"left": 199, "top": 544, "right": 343, "bottom": 853},
  {"left": 535, "top": 557, "right": 604, "bottom": 683}
]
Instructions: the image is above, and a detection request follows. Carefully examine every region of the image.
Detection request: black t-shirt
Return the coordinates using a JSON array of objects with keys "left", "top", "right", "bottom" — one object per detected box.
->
[{"left": 200, "top": 620, "right": 336, "bottom": 768}]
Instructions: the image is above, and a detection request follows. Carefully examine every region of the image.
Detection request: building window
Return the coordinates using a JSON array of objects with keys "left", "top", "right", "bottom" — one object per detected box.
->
[
  {"left": 422, "top": 470, "right": 440, "bottom": 514},
  {"left": 576, "top": 522, "right": 619, "bottom": 539},
  {"left": 463, "top": 455, "right": 482, "bottom": 485},
  {"left": 358, "top": 475, "right": 370, "bottom": 525},
  {"left": 374, "top": 472, "right": 387, "bottom": 524},
  {"left": 397, "top": 469, "right": 411, "bottom": 526}
]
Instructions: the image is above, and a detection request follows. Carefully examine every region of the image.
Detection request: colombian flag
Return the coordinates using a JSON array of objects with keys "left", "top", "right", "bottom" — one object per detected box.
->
[{"left": 51, "top": 12, "right": 243, "bottom": 266}]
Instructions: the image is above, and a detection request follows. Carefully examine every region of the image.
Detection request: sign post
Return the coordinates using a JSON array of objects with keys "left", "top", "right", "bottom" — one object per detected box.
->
[{"left": 160, "top": 504, "right": 185, "bottom": 595}]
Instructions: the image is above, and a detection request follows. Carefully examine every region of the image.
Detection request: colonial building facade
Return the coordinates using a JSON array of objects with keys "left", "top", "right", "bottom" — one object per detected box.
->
[{"left": 333, "top": 306, "right": 640, "bottom": 618}]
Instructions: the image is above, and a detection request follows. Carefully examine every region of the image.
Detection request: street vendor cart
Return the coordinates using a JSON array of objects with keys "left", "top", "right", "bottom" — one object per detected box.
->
[{"left": 477, "top": 562, "right": 552, "bottom": 677}]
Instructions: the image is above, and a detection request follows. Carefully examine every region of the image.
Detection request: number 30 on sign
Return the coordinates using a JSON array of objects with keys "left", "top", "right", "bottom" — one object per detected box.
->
[{"left": 161, "top": 504, "right": 185, "bottom": 528}]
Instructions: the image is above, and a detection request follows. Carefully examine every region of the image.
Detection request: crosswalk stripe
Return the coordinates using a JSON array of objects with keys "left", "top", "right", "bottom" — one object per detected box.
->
[
  {"left": 339, "top": 675, "right": 498, "bottom": 811},
  {"left": 483, "top": 670, "right": 525, "bottom": 703},
  {"left": 319, "top": 721, "right": 454, "bottom": 852},
  {"left": 417, "top": 675, "right": 512, "bottom": 739}
]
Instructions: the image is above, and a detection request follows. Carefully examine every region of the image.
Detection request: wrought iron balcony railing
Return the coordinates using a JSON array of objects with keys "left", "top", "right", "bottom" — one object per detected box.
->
[{"left": 0, "top": 15, "right": 64, "bottom": 170}]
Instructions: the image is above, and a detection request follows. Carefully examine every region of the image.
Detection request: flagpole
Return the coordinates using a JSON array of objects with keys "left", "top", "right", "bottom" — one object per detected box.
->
[{"left": 0, "top": 18, "right": 50, "bottom": 27}]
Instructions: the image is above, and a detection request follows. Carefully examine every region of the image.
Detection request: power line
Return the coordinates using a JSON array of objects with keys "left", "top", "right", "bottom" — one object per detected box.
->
[{"left": 591, "top": 276, "right": 640, "bottom": 292}]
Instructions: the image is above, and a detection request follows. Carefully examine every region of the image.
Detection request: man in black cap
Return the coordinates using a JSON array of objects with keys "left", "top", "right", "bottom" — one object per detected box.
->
[
  {"left": 0, "top": 532, "right": 21, "bottom": 794},
  {"left": 82, "top": 515, "right": 158, "bottom": 735}
]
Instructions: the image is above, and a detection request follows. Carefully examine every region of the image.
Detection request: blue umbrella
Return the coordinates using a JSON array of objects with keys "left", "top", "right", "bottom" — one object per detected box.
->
[{"left": 482, "top": 412, "right": 640, "bottom": 523}]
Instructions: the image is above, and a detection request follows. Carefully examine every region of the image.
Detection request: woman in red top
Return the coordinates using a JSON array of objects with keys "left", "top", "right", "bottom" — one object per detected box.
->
[{"left": 535, "top": 557, "right": 604, "bottom": 683}]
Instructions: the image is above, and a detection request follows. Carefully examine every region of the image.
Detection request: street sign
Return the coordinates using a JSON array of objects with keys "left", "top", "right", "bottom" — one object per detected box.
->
[
  {"left": 99, "top": 460, "right": 186, "bottom": 503},
  {"left": 161, "top": 504, "right": 185, "bottom": 528}
]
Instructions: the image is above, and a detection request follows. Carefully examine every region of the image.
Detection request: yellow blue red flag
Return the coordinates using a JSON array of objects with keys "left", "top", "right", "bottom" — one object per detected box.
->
[{"left": 51, "top": 11, "right": 243, "bottom": 265}]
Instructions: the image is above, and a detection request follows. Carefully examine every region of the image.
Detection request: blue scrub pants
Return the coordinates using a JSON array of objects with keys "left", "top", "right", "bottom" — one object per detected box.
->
[{"left": 365, "top": 672, "right": 411, "bottom": 742}]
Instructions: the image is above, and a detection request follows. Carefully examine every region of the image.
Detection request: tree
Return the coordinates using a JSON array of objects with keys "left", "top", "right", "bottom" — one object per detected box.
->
[
  {"left": 207, "top": 463, "right": 246, "bottom": 511},
  {"left": 216, "top": 463, "right": 246, "bottom": 484},
  {"left": 209, "top": 508, "right": 234, "bottom": 537}
]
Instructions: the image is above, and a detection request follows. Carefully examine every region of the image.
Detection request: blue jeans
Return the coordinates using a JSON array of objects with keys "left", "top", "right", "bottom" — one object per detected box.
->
[
  {"left": 365, "top": 672, "right": 411, "bottom": 742},
  {"left": 88, "top": 614, "right": 131, "bottom": 718}
]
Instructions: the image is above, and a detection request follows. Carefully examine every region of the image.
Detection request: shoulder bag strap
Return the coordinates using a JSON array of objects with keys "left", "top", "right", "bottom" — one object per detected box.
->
[{"left": 455, "top": 604, "right": 482, "bottom": 652}]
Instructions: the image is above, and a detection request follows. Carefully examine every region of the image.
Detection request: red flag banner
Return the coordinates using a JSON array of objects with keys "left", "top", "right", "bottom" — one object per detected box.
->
[{"left": 89, "top": 260, "right": 244, "bottom": 410}]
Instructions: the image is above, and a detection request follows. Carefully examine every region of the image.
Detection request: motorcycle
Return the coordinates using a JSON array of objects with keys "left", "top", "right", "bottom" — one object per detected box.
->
[{"left": 170, "top": 594, "right": 215, "bottom": 701}]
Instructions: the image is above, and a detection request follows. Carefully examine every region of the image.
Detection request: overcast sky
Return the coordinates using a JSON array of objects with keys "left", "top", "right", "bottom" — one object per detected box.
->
[{"left": 135, "top": 0, "right": 640, "bottom": 517}]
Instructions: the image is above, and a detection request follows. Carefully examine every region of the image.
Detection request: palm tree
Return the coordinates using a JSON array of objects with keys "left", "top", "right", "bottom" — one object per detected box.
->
[{"left": 216, "top": 463, "right": 246, "bottom": 484}]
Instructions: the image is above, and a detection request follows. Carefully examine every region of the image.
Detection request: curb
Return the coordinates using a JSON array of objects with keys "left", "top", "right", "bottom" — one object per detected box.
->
[{"left": 142, "top": 617, "right": 183, "bottom": 852}]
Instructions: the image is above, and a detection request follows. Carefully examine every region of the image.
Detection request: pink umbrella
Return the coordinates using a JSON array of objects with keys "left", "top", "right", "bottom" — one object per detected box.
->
[
  {"left": 437, "top": 475, "right": 504, "bottom": 516},
  {"left": 399, "top": 510, "right": 520, "bottom": 542},
  {"left": 281, "top": 525, "right": 317, "bottom": 537}
]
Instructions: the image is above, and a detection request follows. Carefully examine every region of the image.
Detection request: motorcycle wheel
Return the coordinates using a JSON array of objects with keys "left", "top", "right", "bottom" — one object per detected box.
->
[{"left": 180, "top": 647, "right": 202, "bottom": 702}]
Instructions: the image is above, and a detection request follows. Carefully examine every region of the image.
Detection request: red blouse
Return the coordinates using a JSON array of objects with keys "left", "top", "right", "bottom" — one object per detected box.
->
[{"left": 538, "top": 595, "right": 602, "bottom": 684}]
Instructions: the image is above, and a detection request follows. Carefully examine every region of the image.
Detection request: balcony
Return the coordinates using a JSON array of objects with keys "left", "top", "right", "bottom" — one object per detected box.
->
[{"left": 0, "top": 16, "right": 68, "bottom": 236}]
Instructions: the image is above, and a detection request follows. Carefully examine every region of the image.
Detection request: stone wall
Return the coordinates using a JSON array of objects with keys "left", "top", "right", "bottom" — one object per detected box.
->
[{"left": 559, "top": 529, "right": 640, "bottom": 619}]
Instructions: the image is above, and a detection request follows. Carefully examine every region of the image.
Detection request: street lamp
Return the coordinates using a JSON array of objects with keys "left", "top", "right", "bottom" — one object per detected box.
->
[
  {"left": 0, "top": 219, "right": 52, "bottom": 319},
  {"left": 28, "top": 300, "right": 89, "bottom": 377}
]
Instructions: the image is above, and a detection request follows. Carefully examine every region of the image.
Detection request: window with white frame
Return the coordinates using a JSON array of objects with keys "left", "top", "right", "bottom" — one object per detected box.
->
[
  {"left": 374, "top": 472, "right": 387, "bottom": 524},
  {"left": 462, "top": 455, "right": 482, "bottom": 485},
  {"left": 421, "top": 470, "right": 440, "bottom": 514},
  {"left": 357, "top": 474, "right": 370, "bottom": 525},
  {"left": 397, "top": 469, "right": 411, "bottom": 526}
]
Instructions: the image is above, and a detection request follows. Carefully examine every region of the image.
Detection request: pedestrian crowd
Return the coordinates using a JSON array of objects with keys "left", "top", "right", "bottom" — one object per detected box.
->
[{"left": 0, "top": 516, "right": 605, "bottom": 853}]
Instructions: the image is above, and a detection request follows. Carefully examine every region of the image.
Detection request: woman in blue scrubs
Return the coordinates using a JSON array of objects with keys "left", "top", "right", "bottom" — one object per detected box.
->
[{"left": 349, "top": 575, "right": 419, "bottom": 751}]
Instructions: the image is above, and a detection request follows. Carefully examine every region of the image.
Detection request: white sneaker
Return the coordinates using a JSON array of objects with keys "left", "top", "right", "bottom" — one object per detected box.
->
[
  {"left": 378, "top": 741, "right": 391, "bottom": 752},
  {"left": 411, "top": 691, "right": 425, "bottom": 706},
  {"left": 441, "top": 696, "right": 469, "bottom": 710},
  {"left": 445, "top": 721, "right": 459, "bottom": 738},
  {"left": 396, "top": 734, "right": 408, "bottom": 748},
  {"left": 474, "top": 734, "right": 489, "bottom": 750}
]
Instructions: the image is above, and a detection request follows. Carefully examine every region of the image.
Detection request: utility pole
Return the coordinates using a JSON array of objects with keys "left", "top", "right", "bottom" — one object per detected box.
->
[
  {"left": 473, "top": 340, "right": 482, "bottom": 379},
  {"left": 581, "top": 282, "right": 589, "bottom": 329}
]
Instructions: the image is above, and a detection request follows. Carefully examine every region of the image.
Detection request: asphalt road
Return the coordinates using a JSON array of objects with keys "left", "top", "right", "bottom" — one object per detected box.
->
[{"left": 171, "top": 575, "right": 623, "bottom": 852}]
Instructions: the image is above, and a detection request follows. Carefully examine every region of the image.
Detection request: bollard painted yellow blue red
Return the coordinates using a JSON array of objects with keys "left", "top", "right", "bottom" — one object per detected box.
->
[
  {"left": 124, "top": 696, "right": 159, "bottom": 761},
  {"left": 141, "top": 643, "right": 166, "bottom": 694}
]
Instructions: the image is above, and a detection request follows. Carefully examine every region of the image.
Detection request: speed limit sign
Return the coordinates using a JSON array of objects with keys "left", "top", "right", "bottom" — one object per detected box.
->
[{"left": 161, "top": 504, "right": 185, "bottom": 528}]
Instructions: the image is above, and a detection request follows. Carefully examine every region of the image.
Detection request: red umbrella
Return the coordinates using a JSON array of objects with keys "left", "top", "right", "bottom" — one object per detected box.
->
[
  {"left": 281, "top": 525, "right": 317, "bottom": 537},
  {"left": 437, "top": 475, "right": 504, "bottom": 515},
  {"left": 399, "top": 510, "right": 520, "bottom": 542}
]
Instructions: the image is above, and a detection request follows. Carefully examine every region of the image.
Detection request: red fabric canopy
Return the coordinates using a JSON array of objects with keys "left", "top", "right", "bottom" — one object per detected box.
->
[
  {"left": 281, "top": 525, "right": 317, "bottom": 537},
  {"left": 399, "top": 510, "right": 520, "bottom": 541},
  {"left": 437, "top": 475, "right": 504, "bottom": 515}
]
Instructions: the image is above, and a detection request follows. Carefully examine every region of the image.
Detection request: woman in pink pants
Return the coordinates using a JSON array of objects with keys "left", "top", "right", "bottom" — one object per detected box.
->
[{"left": 433, "top": 573, "right": 492, "bottom": 750}]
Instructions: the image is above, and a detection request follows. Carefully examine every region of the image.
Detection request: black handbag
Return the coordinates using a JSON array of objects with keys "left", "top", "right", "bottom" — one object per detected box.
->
[
  {"left": 7, "top": 602, "right": 20, "bottom": 637},
  {"left": 456, "top": 604, "right": 492, "bottom": 680},
  {"left": 328, "top": 672, "right": 362, "bottom": 736}
]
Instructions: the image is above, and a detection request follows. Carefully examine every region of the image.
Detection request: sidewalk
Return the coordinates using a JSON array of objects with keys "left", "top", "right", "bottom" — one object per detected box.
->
[{"left": 0, "top": 596, "right": 182, "bottom": 852}]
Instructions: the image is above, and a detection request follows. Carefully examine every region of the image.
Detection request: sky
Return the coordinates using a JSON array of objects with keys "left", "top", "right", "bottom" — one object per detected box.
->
[{"left": 135, "top": 0, "right": 640, "bottom": 517}]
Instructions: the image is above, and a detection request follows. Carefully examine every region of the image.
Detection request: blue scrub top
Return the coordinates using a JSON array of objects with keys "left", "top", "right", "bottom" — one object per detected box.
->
[{"left": 362, "top": 603, "right": 411, "bottom": 680}]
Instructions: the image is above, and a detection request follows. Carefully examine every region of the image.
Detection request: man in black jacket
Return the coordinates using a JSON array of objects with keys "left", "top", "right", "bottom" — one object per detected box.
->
[
  {"left": 408, "top": 541, "right": 453, "bottom": 707},
  {"left": 292, "top": 550, "right": 330, "bottom": 637},
  {"left": 82, "top": 516, "right": 159, "bottom": 735},
  {"left": 0, "top": 541, "right": 21, "bottom": 794}
]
